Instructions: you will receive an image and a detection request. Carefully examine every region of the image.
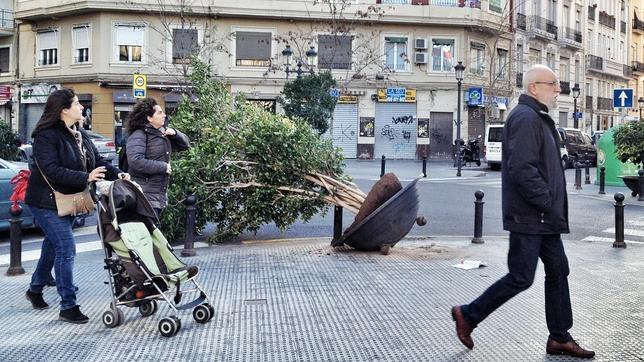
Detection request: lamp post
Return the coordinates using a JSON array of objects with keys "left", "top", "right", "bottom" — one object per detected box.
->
[
  {"left": 572, "top": 83, "right": 580, "bottom": 129},
  {"left": 454, "top": 61, "right": 465, "bottom": 177},
  {"left": 638, "top": 97, "right": 644, "bottom": 121},
  {"left": 282, "top": 45, "right": 317, "bottom": 79}
]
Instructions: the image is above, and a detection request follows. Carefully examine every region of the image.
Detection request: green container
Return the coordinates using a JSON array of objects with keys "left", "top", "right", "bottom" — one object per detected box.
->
[{"left": 596, "top": 127, "right": 640, "bottom": 186}]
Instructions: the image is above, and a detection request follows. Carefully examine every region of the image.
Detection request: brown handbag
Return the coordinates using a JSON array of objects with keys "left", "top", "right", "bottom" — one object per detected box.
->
[{"left": 36, "top": 161, "right": 95, "bottom": 217}]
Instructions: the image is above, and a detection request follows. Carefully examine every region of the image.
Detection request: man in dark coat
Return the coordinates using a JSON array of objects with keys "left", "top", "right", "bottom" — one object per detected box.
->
[{"left": 450, "top": 65, "right": 594, "bottom": 358}]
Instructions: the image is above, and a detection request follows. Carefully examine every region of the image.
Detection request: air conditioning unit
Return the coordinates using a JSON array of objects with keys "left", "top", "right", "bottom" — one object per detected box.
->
[
  {"left": 415, "top": 38, "right": 428, "bottom": 50},
  {"left": 414, "top": 52, "right": 428, "bottom": 64}
]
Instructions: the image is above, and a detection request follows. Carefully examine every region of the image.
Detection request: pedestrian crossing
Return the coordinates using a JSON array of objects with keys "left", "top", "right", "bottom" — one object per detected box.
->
[
  {"left": 422, "top": 176, "right": 503, "bottom": 188},
  {"left": 582, "top": 216, "right": 644, "bottom": 245}
]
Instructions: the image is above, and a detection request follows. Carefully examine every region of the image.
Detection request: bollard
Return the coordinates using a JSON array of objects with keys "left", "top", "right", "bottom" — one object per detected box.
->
[
  {"left": 380, "top": 155, "right": 386, "bottom": 178},
  {"left": 638, "top": 169, "right": 644, "bottom": 202},
  {"left": 574, "top": 162, "right": 582, "bottom": 190},
  {"left": 181, "top": 194, "right": 197, "bottom": 257},
  {"left": 422, "top": 156, "right": 427, "bottom": 178},
  {"left": 612, "top": 193, "right": 626, "bottom": 249},
  {"left": 332, "top": 205, "right": 343, "bottom": 243},
  {"left": 472, "top": 190, "right": 485, "bottom": 244},
  {"left": 7, "top": 204, "right": 25, "bottom": 276},
  {"left": 584, "top": 160, "right": 591, "bottom": 185},
  {"left": 599, "top": 166, "right": 606, "bottom": 195}
]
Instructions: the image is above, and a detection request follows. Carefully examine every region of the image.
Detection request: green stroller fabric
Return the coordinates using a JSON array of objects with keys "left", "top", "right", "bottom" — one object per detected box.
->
[{"left": 108, "top": 222, "right": 190, "bottom": 287}]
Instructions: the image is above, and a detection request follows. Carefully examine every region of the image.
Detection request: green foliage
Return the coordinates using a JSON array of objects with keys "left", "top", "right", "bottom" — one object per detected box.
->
[
  {"left": 614, "top": 121, "right": 644, "bottom": 166},
  {"left": 0, "top": 121, "right": 19, "bottom": 161},
  {"left": 278, "top": 71, "right": 337, "bottom": 134},
  {"left": 160, "top": 58, "right": 345, "bottom": 243}
]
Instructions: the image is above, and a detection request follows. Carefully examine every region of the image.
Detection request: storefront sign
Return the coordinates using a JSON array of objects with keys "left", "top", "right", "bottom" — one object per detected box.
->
[
  {"left": 467, "top": 88, "right": 483, "bottom": 106},
  {"left": 377, "top": 88, "right": 416, "bottom": 103},
  {"left": 0, "top": 85, "right": 11, "bottom": 102},
  {"left": 21, "top": 84, "right": 60, "bottom": 103},
  {"left": 338, "top": 95, "right": 358, "bottom": 104}
]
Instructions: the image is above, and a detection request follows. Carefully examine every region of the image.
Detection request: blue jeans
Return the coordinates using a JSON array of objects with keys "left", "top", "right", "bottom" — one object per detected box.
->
[
  {"left": 28, "top": 206, "right": 77, "bottom": 310},
  {"left": 461, "top": 232, "right": 573, "bottom": 343}
]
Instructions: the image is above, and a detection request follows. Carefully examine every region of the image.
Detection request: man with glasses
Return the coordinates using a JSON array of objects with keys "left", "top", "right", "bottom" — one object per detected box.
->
[{"left": 450, "top": 65, "right": 594, "bottom": 358}]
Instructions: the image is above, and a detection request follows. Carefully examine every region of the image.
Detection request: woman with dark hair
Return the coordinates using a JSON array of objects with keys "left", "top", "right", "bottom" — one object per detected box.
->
[
  {"left": 125, "top": 97, "right": 189, "bottom": 216},
  {"left": 24, "top": 88, "right": 129, "bottom": 324}
]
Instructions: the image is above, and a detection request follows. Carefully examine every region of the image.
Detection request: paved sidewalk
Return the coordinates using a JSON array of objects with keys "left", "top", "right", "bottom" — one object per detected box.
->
[{"left": 2, "top": 234, "right": 643, "bottom": 361}]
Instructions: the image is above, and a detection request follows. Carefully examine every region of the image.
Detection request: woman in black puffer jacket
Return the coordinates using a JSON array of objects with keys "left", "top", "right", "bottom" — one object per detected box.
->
[{"left": 124, "top": 98, "right": 190, "bottom": 216}]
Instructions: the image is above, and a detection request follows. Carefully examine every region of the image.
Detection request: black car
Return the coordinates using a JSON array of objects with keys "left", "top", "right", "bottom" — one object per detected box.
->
[{"left": 557, "top": 128, "right": 597, "bottom": 167}]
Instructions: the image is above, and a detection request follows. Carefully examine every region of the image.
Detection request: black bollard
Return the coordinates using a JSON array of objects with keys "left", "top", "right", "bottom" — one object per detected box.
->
[
  {"left": 332, "top": 205, "right": 343, "bottom": 243},
  {"left": 422, "top": 156, "right": 427, "bottom": 178},
  {"left": 472, "top": 190, "right": 484, "bottom": 244},
  {"left": 613, "top": 193, "right": 626, "bottom": 249},
  {"left": 7, "top": 204, "right": 25, "bottom": 276},
  {"left": 380, "top": 155, "right": 386, "bottom": 178},
  {"left": 181, "top": 194, "right": 197, "bottom": 257},
  {"left": 638, "top": 169, "right": 644, "bottom": 202},
  {"left": 574, "top": 162, "right": 582, "bottom": 190},
  {"left": 584, "top": 160, "right": 591, "bottom": 185},
  {"left": 599, "top": 166, "right": 606, "bottom": 195}
]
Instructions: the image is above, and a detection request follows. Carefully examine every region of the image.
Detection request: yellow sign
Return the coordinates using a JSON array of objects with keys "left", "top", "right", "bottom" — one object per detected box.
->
[
  {"left": 377, "top": 88, "right": 416, "bottom": 103},
  {"left": 338, "top": 95, "right": 358, "bottom": 104},
  {"left": 133, "top": 74, "right": 147, "bottom": 98}
]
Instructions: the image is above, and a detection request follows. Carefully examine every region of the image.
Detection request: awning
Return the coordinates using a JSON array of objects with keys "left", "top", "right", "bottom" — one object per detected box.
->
[{"left": 497, "top": 102, "right": 507, "bottom": 111}]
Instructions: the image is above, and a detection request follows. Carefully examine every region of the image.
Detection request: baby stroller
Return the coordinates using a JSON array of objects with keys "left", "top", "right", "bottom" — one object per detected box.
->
[{"left": 96, "top": 179, "right": 213, "bottom": 337}]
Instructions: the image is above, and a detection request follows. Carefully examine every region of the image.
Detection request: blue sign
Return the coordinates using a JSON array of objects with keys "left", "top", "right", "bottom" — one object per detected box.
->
[
  {"left": 573, "top": 111, "right": 583, "bottom": 119},
  {"left": 613, "top": 88, "right": 633, "bottom": 108},
  {"left": 329, "top": 88, "right": 340, "bottom": 98},
  {"left": 134, "top": 89, "right": 146, "bottom": 98},
  {"left": 468, "top": 87, "right": 483, "bottom": 106},
  {"left": 386, "top": 87, "right": 406, "bottom": 102}
]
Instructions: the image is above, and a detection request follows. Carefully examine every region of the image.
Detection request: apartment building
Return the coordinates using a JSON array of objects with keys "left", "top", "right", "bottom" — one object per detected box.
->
[
  {"left": 11, "top": 0, "right": 514, "bottom": 160},
  {"left": 0, "top": 0, "right": 13, "bottom": 125},
  {"left": 630, "top": 0, "right": 644, "bottom": 120}
]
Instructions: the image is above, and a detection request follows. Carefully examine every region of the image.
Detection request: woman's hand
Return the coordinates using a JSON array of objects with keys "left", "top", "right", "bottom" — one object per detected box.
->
[
  {"left": 166, "top": 163, "right": 172, "bottom": 174},
  {"left": 118, "top": 173, "right": 131, "bottom": 181},
  {"left": 88, "top": 166, "right": 106, "bottom": 182},
  {"left": 164, "top": 128, "right": 176, "bottom": 136}
]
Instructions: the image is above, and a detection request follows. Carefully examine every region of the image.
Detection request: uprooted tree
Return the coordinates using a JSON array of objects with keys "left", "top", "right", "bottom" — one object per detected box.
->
[{"left": 160, "top": 58, "right": 368, "bottom": 242}]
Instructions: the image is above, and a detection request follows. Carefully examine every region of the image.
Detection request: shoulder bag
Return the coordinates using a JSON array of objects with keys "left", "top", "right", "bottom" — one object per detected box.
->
[{"left": 36, "top": 161, "right": 95, "bottom": 217}]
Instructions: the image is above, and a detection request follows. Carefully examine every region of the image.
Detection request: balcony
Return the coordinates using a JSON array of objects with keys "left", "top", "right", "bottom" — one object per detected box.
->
[
  {"left": 624, "top": 64, "right": 633, "bottom": 78},
  {"left": 516, "top": 13, "right": 526, "bottom": 30},
  {"left": 588, "top": 5, "right": 596, "bottom": 21},
  {"left": 585, "top": 96, "right": 593, "bottom": 110},
  {"left": 559, "top": 81, "right": 570, "bottom": 95},
  {"left": 0, "top": 10, "right": 13, "bottom": 36},
  {"left": 633, "top": 61, "right": 644, "bottom": 73},
  {"left": 559, "top": 27, "right": 582, "bottom": 49},
  {"left": 597, "top": 97, "right": 612, "bottom": 111},
  {"left": 527, "top": 15, "right": 558, "bottom": 41},
  {"left": 634, "top": 17, "right": 644, "bottom": 33},
  {"left": 598, "top": 11, "right": 616, "bottom": 29},
  {"left": 586, "top": 54, "right": 603, "bottom": 72},
  {"left": 377, "top": 0, "right": 480, "bottom": 6},
  {"left": 516, "top": 73, "right": 523, "bottom": 88}
]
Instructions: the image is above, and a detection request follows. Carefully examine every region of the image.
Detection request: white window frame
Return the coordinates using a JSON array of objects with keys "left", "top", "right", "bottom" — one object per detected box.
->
[
  {"left": 166, "top": 24, "right": 204, "bottom": 64},
  {"left": 112, "top": 22, "right": 147, "bottom": 65},
  {"left": 430, "top": 37, "right": 456, "bottom": 73},
  {"left": 0, "top": 46, "right": 11, "bottom": 75},
  {"left": 36, "top": 28, "right": 60, "bottom": 68},
  {"left": 497, "top": 48, "right": 508, "bottom": 80},
  {"left": 382, "top": 33, "right": 410, "bottom": 73},
  {"left": 71, "top": 24, "right": 92, "bottom": 65},
  {"left": 469, "top": 41, "right": 486, "bottom": 76},
  {"left": 230, "top": 26, "right": 276, "bottom": 70}
]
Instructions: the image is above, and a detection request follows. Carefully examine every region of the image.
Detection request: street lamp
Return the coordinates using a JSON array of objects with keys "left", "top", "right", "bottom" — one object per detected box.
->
[
  {"left": 572, "top": 83, "right": 580, "bottom": 129},
  {"left": 282, "top": 45, "right": 317, "bottom": 79},
  {"left": 454, "top": 60, "right": 465, "bottom": 177},
  {"left": 638, "top": 97, "right": 644, "bottom": 121}
]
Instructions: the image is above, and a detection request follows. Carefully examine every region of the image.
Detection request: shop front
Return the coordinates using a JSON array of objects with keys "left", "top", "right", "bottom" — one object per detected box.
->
[
  {"left": 330, "top": 95, "right": 359, "bottom": 159},
  {"left": 374, "top": 88, "right": 417, "bottom": 159}
]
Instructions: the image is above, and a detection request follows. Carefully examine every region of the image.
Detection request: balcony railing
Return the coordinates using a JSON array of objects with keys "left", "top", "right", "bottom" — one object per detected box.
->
[
  {"left": 588, "top": 5, "right": 596, "bottom": 21},
  {"left": 560, "top": 27, "right": 582, "bottom": 44},
  {"left": 517, "top": 13, "right": 526, "bottom": 30},
  {"left": 516, "top": 73, "right": 523, "bottom": 88},
  {"left": 633, "top": 17, "right": 644, "bottom": 32},
  {"left": 597, "top": 97, "right": 612, "bottom": 110},
  {"left": 528, "top": 15, "right": 558, "bottom": 37},
  {"left": 598, "top": 11, "right": 616, "bottom": 29},
  {"left": 624, "top": 64, "right": 633, "bottom": 78},
  {"left": 585, "top": 96, "right": 593, "bottom": 110},
  {"left": 633, "top": 61, "right": 644, "bottom": 73},
  {"left": 0, "top": 9, "right": 13, "bottom": 29},
  {"left": 621, "top": 21, "right": 626, "bottom": 33},
  {"left": 376, "top": 0, "right": 481, "bottom": 6},
  {"left": 587, "top": 54, "right": 603, "bottom": 71},
  {"left": 560, "top": 81, "right": 571, "bottom": 95}
]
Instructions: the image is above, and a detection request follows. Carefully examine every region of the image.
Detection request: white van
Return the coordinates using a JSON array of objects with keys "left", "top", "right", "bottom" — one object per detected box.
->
[{"left": 484, "top": 124, "right": 504, "bottom": 170}]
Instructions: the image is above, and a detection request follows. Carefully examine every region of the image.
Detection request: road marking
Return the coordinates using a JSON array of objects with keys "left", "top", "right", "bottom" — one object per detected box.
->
[
  {"left": 601, "top": 228, "right": 644, "bottom": 237},
  {"left": 0, "top": 240, "right": 103, "bottom": 266},
  {"left": 582, "top": 236, "right": 644, "bottom": 244}
]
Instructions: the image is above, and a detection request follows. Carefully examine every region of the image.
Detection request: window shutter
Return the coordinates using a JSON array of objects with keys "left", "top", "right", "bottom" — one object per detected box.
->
[
  {"left": 38, "top": 30, "right": 58, "bottom": 50},
  {"left": 73, "top": 25, "right": 90, "bottom": 49},
  {"left": 116, "top": 25, "right": 145, "bottom": 46},
  {"left": 318, "top": 35, "right": 352, "bottom": 69},
  {"left": 235, "top": 31, "right": 271, "bottom": 60},
  {"left": 0, "top": 48, "right": 9, "bottom": 72},
  {"left": 173, "top": 29, "right": 198, "bottom": 58}
]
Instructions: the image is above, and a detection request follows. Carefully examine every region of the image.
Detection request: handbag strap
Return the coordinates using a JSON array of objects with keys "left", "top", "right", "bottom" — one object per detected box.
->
[{"left": 34, "top": 160, "right": 60, "bottom": 193}]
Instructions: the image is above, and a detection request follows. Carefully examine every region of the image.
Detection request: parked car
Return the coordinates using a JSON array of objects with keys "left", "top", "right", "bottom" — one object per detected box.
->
[
  {"left": 557, "top": 127, "right": 597, "bottom": 167},
  {"left": 0, "top": 158, "right": 35, "bottom": 231},
  {"left": 16, "top": 131, "right": 117, "bottom": 165}
]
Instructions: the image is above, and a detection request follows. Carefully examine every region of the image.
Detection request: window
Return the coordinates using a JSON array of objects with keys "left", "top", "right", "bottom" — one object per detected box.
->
[
  {"left": 574, "top": 59, "right": 580, "bottom": 83},
  {"left": 497, "top": 49, "right": 508, "bottom": 79},
  {"left": 529, "top": 48, "right": 541, "bottom": 67},
  {"left": 546, "top": 51, "right": 555, "bottom": 70},
  {"left": 172, "top": 28, "right": 198, "bottom": 64},
  {"left": 560, "top": 58, "right": 569, "bottom": 81},
  {"left": 0, "top": 47, "right": 8, "bottom": 73},
  {"left": 489, "top": 0, "right": 503, "bottom": 13},
  {"left": 469, "top": 42, "right": 486, "bottom": 76},
  {"left": 384, "top": 36, "right": 408, "bottom": 71},
  {"left": 516, "top": 44, "right": 523, "bottom": 73},
  {"left": 318, "top": 35, "right": 352, "bottom": 70},
  {"left": 72, "top": 25, "right": 90, "bottom": 64},
  {"left": 114, "top": 24, "right": 145, "bottom": 63},
  {"left": 37, "top": 29, "right": 59, "bottom": 66},
  {"left": 432, "top": 39, "right": 454, "bottom": 72},
  {"left": 235, "top": 31, "right": 271, "bottom": 67}
]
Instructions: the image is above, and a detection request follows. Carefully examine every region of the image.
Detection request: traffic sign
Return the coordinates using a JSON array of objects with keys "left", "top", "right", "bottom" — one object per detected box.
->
[
  {"left": 329, "top": 88, "right": 340, "bottom": 98},
  {"left": 133, "top": 74, "right": 147, "bottom": 99},
  {"left": 613, "top": 88, "right": 633, "bottom": 108}
]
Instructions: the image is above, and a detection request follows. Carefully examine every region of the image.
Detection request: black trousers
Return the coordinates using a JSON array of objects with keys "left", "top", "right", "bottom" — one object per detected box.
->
[{"left": 461, "top": 232, "right": 573, "bottom": 343}]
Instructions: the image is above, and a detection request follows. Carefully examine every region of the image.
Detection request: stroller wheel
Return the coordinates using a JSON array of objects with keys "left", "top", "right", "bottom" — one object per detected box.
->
[
  {"left": 139, "top": 300, "right": 158, "bottom": 317},
  {"left": 102, "top": 309, "right": 122, "bottom": 328},
  {"left": 159, "top": 317, "right": 180, "bottom": 337},
  {"left": 204, "top": 303, "right": 215, "bottom": 321},
  {"left": 380, "top": 245, "right": 391, "bottom": 255},
  {"left": 193, "top": 304, "right": 212, "bottom": 324}
]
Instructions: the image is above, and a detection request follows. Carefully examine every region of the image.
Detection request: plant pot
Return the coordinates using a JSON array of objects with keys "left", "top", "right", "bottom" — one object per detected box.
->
[{"left": 618, "top": 175, "right": 641, "bottom": 197}]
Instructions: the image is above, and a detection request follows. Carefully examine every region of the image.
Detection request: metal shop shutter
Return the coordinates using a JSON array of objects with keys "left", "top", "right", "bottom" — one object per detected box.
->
[
  {"left": 25, "top": 104, "right": 45, "bottom": 140},
  {"left": 374, "top": 102, "right": 417, "bottom": 159},
  {"left": 331, "top": 103, "right": 358, "bottom": 158}
]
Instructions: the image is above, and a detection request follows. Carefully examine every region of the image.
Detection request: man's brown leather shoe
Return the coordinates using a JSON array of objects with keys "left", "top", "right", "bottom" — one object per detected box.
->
[
  {"left": 546, "top": 338, "right": 595, "bottom": 359},
  {"left": 451, "top": 306, "right": 474, "bottom": 349}
]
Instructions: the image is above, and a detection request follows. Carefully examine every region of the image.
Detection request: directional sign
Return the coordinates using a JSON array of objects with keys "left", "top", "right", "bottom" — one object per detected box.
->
[
  {"left": 613, "top": 88, "right": 633, "bottom": 108},
  {"left": 132, "top": 74, "right": 147, "bottom": 99}
]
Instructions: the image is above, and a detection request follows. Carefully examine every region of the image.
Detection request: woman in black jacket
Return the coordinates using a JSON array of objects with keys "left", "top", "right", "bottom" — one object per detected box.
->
[
  {"left": 25, "top": 89, "right": 128, "bottom": 324},
  {"left": 124, "top": 98, "right": 189, "bottom": 216}
]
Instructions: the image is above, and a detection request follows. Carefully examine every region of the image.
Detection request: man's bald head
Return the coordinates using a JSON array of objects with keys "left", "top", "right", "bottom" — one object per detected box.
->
[
  {"left": 524, "top": 65, "right": 557, "bottom": 91},
  {"left": 523, "top": 64, "right": 560, "bottom": 109}
]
